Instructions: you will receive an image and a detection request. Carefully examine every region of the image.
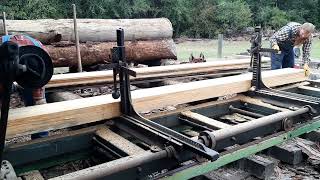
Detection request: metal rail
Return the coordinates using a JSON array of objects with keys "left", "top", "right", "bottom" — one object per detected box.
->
[{"left": 199, "top": 106, "right": 311, "bottom": 149}]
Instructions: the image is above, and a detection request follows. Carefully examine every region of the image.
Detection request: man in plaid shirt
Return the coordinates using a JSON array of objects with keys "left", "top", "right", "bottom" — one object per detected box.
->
[{"left": 270, "top": 22, "right": 315, "bottom": 75}]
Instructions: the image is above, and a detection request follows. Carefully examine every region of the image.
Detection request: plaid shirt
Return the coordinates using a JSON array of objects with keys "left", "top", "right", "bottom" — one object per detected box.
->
[{"left": 270, "top": 22, "right": 313, "bottom": 64}]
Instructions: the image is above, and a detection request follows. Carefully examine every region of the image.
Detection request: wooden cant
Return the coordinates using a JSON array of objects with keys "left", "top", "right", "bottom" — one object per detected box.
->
[{"left": 6, "top": 68, "right": 306, "bottom": 138}]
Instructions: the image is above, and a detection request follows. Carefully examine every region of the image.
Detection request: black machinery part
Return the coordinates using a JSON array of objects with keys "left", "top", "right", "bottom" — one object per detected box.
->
[
  {"left": 110, "top": 28, "right": 219, "bottom": 161},
  {"left": 0, "top": 41, "right": 53, "bottom": 178},
  {"left": 16, "top": 45, "right": 53, "bottom": 89}
]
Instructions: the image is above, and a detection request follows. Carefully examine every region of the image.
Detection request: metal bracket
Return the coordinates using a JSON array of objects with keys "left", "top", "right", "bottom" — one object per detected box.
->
[{"left": 110, "top": 29, "right": 219, "bottom": 161}]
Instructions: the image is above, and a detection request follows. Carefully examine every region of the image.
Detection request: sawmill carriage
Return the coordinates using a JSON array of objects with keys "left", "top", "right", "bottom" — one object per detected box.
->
[{"left": 0, "top": 20, "right": 320, "bottom": 179}]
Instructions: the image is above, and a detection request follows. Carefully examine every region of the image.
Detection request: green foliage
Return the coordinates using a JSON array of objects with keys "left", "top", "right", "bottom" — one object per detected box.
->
[
  {"left": 257, "top": 7, "right": 289, "bottom": 29},
  {"left": 0, "top": 0, "right": 318, "bottom": 37},
  {"left": 216, "top": 0, "right": 252, "bottom": 34},
  {"left": 0, "top": 0, "right": 58, "bottom": 19},
  {"left": 183, "top": 0, "right": 218, "bottom": 38}
]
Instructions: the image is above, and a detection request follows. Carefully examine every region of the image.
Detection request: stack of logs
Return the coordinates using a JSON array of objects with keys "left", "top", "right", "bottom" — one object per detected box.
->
[{"left": 0, "top": 18, "right": 177, "bottom": 67}]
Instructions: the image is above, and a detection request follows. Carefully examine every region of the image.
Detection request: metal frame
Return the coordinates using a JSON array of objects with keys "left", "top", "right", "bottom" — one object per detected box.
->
[
  {"left": 110, "top": 28, "right": 219, "bottom": 161},
  {"left": 160, "top": 118, "right": 320, "bottom": 180},
  {"left": 1, "top": 28, "right": 320, "bottom": 179},
  {"left": 1, "top": 89, "right": 319, "bottom": 179}
]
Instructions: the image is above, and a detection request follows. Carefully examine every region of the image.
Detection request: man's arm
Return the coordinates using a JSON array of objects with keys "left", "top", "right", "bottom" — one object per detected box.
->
[
  {"left": 302, "top": 37, "right": 313, "bottom": 65},
  {"left": 270, "top": 26, "right": 291, "bottom": 46}
]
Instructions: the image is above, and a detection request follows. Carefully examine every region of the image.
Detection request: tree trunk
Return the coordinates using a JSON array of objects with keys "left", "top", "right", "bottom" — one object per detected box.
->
[
  {"left": 46, "top": 91, "right": 82, "bottom": 103},
  {"left": 47, "top": 39, "right": 177, "bottom": 67},
  {"left": 0, "top": 18, "right": 173, "bottom": 44}
]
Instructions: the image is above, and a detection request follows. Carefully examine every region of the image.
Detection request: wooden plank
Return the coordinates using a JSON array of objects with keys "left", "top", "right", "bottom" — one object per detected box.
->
[
  {"left": 238, "top": 96, "right": 290, "bottom": 112},
  {"left": 7, "top": 68, "right": 306, "bottom": 138},
  {"left": 297, "top": 86, "right": 320, "bottom": 98},
  {"left": 181, "top": 111, "right": 231, "bottom": 129},
  {"left": 96, "top": 128, "right": 145, "bottom": 156},
  {"left": 46, "top": 59, "right": 269, "bottom": 88},
  {"left": 298, "top": 86, "right": 320, "bottom": 92}
]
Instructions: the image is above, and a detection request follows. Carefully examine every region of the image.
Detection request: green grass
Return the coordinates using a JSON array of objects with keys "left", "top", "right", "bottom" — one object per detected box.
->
[
  {"left": 176, "top": 39, "right": 320, "bottom": 61},
  {"left": 312, "top": 38, "right": 320, "bottom": 59}
]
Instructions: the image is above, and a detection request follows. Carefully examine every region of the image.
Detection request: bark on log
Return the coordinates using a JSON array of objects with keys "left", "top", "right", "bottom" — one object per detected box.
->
[
  {"left": 47, "top": 39, "right": 177, "bottom": 67},
  {"left": 46, "top": 91, "right": 82, "bottom": 103},
  {"left": 0, "top": 18, "right": 173, "bottom": 44}
]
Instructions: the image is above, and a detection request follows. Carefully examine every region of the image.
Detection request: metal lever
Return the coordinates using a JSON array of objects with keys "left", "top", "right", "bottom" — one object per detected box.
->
[
  {"left": 249, "top": 26, "right": 280, "bottom": 90},
  {"left": 111, "top": 48, "right": 120, "bottom": 99},
  {"left": 110, "top": 28, "right": 137, "bottom": 115}
]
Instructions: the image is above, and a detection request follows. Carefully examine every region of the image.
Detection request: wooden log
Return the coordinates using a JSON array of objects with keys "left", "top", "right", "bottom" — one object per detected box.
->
[
  {"left": 46, "top": 91, "right": 82, "bottom": 103},
  {"left": 47, "top": 59, "right": 269, "bottom": 88},
  {"left": 0, "top": 18, "right": 173, "bottom": 43},
  {"left": 6, "top": 68, "right": 306, "bottom": 138},
  {"left": 9, "top": 31, "right": 62, "bottom": 45},
  {"left": 47, "top": 39, "right": 177, "bottom": 67}
]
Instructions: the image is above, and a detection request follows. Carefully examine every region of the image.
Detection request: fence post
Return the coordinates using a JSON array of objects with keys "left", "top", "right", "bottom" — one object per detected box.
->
[
  {"left": 72, "top": 4, "right": 83, "bottom": 72},
  {"left": 2, "top": 12, "right": 8, "bottom": 35},
  {"left": 217, "top": 34, "right": 223, "bottom": 58}
]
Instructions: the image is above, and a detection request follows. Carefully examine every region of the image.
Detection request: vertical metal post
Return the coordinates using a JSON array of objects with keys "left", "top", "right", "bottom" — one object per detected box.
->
[
  {"left": 0, "top": 83, "right": 12, "bottom": 165},
  {"left": 2, "top": 12, "right": 8, "bottom": 35},
  {"left": 217, "top": 34, "right": 223, "bottom": 58},
  {"left": 72, "top": 4, "right": 83, "bottom": 72}
]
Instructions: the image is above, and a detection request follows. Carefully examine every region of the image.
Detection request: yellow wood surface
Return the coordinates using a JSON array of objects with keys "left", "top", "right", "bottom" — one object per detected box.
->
[{"left": 7, "top": 68, "right": 305, "bottom": 138}]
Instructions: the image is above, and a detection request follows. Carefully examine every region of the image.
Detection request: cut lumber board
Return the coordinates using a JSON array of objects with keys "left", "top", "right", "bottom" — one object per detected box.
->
[
  {"left": 298, "top": 86, "right": 320, "bottom": 93},
  {"left": 46, "top": 59, "right": 270, "bottom": 88},
  {"left": 96, "top": 128, "right": 145, "bottom": 156},
  {"left": 0, "top": 18, "right": 173, "bottom": 43},
  {"left": 180, "top": 111, "right": 231, "bottom": 129},
  {"left": 7, "top": 68, "right": 306, "bottom": 138},
  {"left": 297, "top": 86, "right": 320, "bottom": 98}
]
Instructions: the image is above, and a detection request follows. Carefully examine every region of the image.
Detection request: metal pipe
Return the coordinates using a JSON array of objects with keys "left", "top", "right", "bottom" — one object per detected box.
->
[
  {"left": 199, "top": 107, "right": 310, "bottom": 148},
  {"left": 58, "top": 149, "right": 170, "bottom": 180},
  {"left": 214, "top": 107, "right": 309, "bottom": 141},
  {"left": 72, "top": 4, "right": 82, "bottom": 72},
  {"left": 217, "top": 34, "right": 223, "bottom": 58},
  {"left": 229, "top": 105, "right": 264, "bottom": 118}
]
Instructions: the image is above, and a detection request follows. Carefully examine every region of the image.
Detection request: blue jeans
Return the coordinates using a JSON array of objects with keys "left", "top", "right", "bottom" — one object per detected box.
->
[{"left": 271, "top": 48, "right": 295, "bottom": 70}]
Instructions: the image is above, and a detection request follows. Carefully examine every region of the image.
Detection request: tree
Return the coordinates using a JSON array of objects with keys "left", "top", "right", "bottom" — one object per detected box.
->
[
  {"left": 0, "top": 0, "right": 318, "bottom": 38},
  {"left": 183, "top": 0, "right": 219, "bottom": 38},
  {"left": 216, "top": 0, "right": 252, "bottom": 34},
  {"left": 256, "top": 7, "right": 289, "bottom": 29}
]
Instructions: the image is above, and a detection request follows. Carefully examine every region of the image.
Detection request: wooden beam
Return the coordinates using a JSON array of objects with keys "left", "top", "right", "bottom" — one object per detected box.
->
[
  {"left": 298, "top": 85, "right": 320, "bottom": 92},
  {"left": 46, "top": 59, "right": 269, "bottom": 88},
  {"left": 181, "top": 111, "right": 231, "bottom": 129},
  {"left": 96, "top": 128, "right": 145, "bottom": 156},
  {"left": 298, "top": 85, "right": 320, "bottom": 97},
  {"left": 7, "top": 68, "right": 306, "bottom": 138}
]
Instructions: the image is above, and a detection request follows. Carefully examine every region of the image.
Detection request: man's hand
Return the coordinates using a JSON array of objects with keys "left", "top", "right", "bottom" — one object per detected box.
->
[
  {"left": 272, "top": 44, "right": 281, "bottom": 54},
  {"left": 272, "top": 44, "right": 280, "bottom": 51},
  {"left": 303, "top": 64, "right": 311, "bottom": 76}
]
